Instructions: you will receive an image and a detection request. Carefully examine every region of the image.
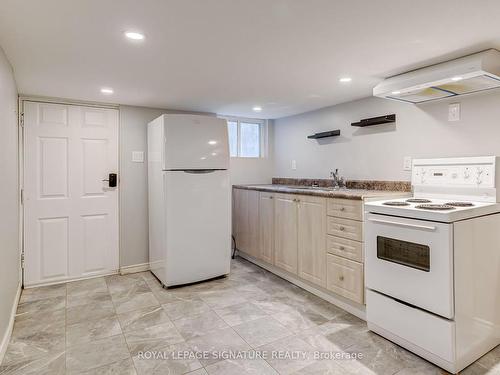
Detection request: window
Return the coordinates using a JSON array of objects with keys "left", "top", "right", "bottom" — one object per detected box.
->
[{"left": 222, "top": 116, "right": 265, "bottom": 158}]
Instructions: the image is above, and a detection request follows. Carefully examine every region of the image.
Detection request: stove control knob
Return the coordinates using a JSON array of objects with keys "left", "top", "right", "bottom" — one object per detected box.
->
[
  {"left": 476, "top": 168, "right": 484, "bottom": 185},
  {"left": 451, "top": 172, "right": 458, "bottom": 179},
  {"left": 463, "top": 169, "right": 470, "bottom": 179}
]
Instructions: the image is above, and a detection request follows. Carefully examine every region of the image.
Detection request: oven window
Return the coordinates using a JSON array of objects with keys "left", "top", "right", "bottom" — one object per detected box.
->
[{"left": 377, "top": 236, "right": 430, "bottom": 272}]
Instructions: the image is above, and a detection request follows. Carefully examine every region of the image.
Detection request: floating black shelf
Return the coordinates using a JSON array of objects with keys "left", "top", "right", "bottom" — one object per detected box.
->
[
  {"left": 351, "top": 114, "right": 396, "bottom": 127},
  {"left": 307, "top": 130, "right": 340, "bottom": 139}
]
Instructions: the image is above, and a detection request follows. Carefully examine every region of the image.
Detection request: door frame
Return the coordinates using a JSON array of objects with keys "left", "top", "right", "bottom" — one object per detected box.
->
[{"left": 19, "top": 96, "right": 120, "bottom": 287}]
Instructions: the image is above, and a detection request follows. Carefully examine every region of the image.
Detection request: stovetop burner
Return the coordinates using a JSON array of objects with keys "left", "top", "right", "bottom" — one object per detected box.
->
[
  {"left": 445, "top": 202, "right": 474, "bottom": 207},
  {"left": 383, "top": 201, "right": 411, "bottom": 206},
  {"left": 406, "top": 198, "right": 432, "bottom": 203},
  {"left": 415, "top": 204, "right": 456, "bottom": 211}
]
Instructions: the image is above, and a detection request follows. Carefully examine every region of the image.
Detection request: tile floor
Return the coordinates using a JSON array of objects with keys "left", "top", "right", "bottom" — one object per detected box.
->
[{"left": 0, "top": 257, "right": 499, "bottom": 374}]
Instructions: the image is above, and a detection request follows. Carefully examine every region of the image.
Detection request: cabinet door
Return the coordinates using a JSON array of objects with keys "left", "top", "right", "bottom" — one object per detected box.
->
[
  {"left": 232, "top": 188, "right": 248, "bottom": 252},
  {"left": 247, "top": 190, "right": 260, "bottom": 258},
  {"left": 298, "top": 195, "right": 326, "bottom": 287},
  {"left": 327, "top": 254, "right": 364, "bottom": 304},
  {"left": 259, "top": 192, "right": 274, "bottom": 264},
  {"left": 274, "top": 194, "right": 298, "bottom": 274}
]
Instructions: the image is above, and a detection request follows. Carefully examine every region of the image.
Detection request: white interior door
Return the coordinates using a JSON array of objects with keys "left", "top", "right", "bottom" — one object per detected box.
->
[{"left": 24, "top": 101, "right": 119, "bottom": 286}]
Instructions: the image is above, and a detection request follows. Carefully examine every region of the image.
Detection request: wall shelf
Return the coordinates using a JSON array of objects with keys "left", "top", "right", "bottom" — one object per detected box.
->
[
  {"left": 351, "top": 114, "right": 396, "bottom": 127},
  {"left": 307, "top": 130, "right": 340, "bottom": 139}
]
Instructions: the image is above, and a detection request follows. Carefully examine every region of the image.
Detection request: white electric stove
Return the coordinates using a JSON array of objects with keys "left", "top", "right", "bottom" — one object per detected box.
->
[{"left": 364, "top": 156, "right": 500, "bottom": 374}]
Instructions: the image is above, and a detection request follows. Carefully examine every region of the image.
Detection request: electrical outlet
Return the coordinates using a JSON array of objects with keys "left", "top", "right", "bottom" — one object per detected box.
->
[
  {"left": 404, "top": 156, "right": 412, "bottom": 171},
  {"left": 448, "top": 103, "right": 460, "bottom": 122},
  {"left": 291, "top": 160, "right": 297, "bottom": 170}
]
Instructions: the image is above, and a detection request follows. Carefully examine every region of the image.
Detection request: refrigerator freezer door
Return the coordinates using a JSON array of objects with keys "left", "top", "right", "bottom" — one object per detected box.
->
[
  {"left": 163, "top": 170, "right": 231, "bottom": 286},
  {"left": 163, "top": 115, "right": 229, "bottom": 170}
]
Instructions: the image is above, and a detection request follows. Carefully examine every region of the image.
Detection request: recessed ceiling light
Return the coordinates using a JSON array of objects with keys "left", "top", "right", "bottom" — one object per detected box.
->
[
  {"left": 100, "top": 88, "right": 114, "bottom": 94},
  {"left": 391, "top": 90, "right": 401, "bottom": 95},
  {"left": 252, "top": 106, "right": 262, "bottom": 112},
  {"left": 208, "top": 140, "right": 217, "bottom": 145},
  {"left": 125, "top": 31, "right": 145, "bottom": 41},
  {"left": 451, "top": 76, "right": 463, "bottom": 81},
  {"left": 211, "top": 152, "right": 217, "bottom": 156},
  {"left": 339, "top": 77, "right": 352, "bottom": 83}
]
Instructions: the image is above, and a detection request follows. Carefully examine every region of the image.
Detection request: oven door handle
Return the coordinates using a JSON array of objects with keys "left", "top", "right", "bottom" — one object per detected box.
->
[{"left": 367, "top": 218, "right": 437, "bottom": 231}]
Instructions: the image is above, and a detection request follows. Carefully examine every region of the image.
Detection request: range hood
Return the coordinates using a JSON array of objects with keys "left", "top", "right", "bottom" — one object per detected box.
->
[{"left": 373, "top": 49, "right": 500, "bottom": 103}]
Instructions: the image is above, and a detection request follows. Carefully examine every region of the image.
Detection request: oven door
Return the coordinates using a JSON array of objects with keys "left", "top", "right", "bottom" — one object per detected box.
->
[{"left": 365, "top": 213, "right": 454, "bottom": 319}]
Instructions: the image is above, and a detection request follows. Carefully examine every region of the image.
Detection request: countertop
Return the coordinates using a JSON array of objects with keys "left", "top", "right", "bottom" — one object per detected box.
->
[{"left": 233, "top": 184, "right": 410, "bottom": 201}]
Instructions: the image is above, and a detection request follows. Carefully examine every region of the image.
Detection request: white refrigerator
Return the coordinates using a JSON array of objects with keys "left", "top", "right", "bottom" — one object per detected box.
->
[{"left": 147, "top": 114, "right": 231, "bottom": 287}]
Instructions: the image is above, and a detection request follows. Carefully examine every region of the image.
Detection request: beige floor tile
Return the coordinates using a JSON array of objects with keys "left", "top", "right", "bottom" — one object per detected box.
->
[
  {"left": 232, "top": 317, "right": 292, "bottom": 348},
  {"left": 163, "top": 299, "right": 211, "bottom": 321},
  {"left": 118, "top": 305, "right": 171, "bottom": 333},
  {"left": 66, "top": 334, "right": 130, "bottom": 374},
  {"left": 214, "top": 301, "right": 268, "bottom": 326},
  {"left": 131, "top": 341, "right": 202, "bottom": 375},
  {"left": 186, "top": 327, "right": 251, "bottom": 366},
  {"left": 173, "top": 311, "right": 229, "bottom": 341},
  {"left": 66, "top": 315, "right": 122, "bottom": 346},
  {"left": 257, "top": 335, "right": 316, "bottom": 375}
]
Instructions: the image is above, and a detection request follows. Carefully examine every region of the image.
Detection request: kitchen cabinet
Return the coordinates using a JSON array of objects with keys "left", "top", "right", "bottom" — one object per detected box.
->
[
  {"left": 274, "top": 193, "right": 298, "bottom": 274},
  {"left": 232, "top": 188, "right": 248, "bottom": 252},
  {"left": 247, "top": 190, "right": 260, "bottom": 258},
  {"left": 326, "top": 254, "right": 364, "bottom": 304},
  {"left": 297, "top": 195, "right": 326, "bottom": 287},
  {"left": 258, "top": 192, "right": 274, "bottom": 264},
  {"left": 327, "top": 216, "right": 363, "bottom": 242},
  {"left": 232, "top": 188, "right": 259, "bottom": 258},
  {"left": 232, "top": 186, "right": 376, "bottom": 307}
]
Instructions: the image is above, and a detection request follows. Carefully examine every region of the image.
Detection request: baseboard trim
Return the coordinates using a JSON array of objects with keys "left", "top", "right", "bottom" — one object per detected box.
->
[
  {"left": 0, "top": 282, "right": 21, "bottom": 365},
  {"left": 24, "top": 270, "right": 119, "bottom": 289},
  {"left": 119, "top": 262, "right": 150, "bottom": 275},
  {"left": 238, "top": 253, "right": 366, "bottom": 320}
]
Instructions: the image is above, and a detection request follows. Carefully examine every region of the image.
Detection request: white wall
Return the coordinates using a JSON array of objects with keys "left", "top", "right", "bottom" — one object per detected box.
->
[
  {"left": 0, "top": 47, "right": 19, "bottom": 360},
  {"left": 119, "top": 107, "right": 273, "bottom": 267},
  {"left": 274, "top": 91, "right": 500, "bottom": 181}
]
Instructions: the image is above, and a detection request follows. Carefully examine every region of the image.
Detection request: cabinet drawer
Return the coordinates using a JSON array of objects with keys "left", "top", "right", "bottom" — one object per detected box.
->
[
  {"left": 327, "top": 235, "right": 363, "bottom": 262},
  {"left": 327, "top": 198, "right": 363, "bottom": 221},
  {"left": 326, "top": 254, "right": 364, "bottom": 304},
  {"left": 366, "top": 290, "right": 454, "bottom": 362},
  {"left": 327, "top": 217, "right": 363, "bottom": 242}
]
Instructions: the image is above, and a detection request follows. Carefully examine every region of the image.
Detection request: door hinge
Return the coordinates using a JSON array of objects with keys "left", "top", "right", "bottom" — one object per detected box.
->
[
  {"left": 20, "top": 112, "right": 24, "bottom": 127},
  {"left": 21, "top": 252, "right": 25, "bottom": 269}
]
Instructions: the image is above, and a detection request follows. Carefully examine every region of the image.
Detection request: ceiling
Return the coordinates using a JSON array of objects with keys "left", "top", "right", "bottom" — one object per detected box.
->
[{"left": 1, "top": 0, "right": 500, "bottom": 119}]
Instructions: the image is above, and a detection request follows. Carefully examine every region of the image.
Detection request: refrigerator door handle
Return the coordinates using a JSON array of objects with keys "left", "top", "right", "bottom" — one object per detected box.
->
[{"left": 182, "top": 169, "right": 218, "bottom": 174}]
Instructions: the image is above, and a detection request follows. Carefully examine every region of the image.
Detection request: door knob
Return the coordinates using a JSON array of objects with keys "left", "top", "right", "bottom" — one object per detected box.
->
[{"left": 102, "top": 173, "right": 117, "bottom": 187}]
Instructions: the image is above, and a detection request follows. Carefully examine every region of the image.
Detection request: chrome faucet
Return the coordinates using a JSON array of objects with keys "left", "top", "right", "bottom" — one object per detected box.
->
[{"left": 330, "top": 169, "right": 345, "bottom": 189}]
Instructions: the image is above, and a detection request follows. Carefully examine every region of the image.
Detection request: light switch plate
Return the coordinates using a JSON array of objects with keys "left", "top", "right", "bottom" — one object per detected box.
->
[
  {"left": 132, "top": 151, "right": 144, "bottom": 163},
  {"left": 404, "top": 156, "right": 412, "bottom": 171},
  {"left": 448, "top": 103, "right": 460, "bottom": 121},
  {"left": 291, "top": 160, "right": 297, "bottom": 170}
]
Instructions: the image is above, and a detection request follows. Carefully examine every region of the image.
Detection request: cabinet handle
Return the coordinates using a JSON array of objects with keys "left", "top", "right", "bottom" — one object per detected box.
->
[
  {"left": 270, "top": 196, "right": 273, "bottom": 199},
  {"left": 339, "top": 275, "right": 344, "bottom": 281},
  {"left": 339, "top": 246, "right": 345, "bottom": 251},
  {"left": 340, "top": 207, "right": 346, "bottom": 211},
  {"left": 339, "top": 226, "right": 345, "bottom": 231}
]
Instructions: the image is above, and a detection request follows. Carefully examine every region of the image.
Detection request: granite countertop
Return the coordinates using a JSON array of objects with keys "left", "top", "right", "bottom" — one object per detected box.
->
[{"left": 233, "top": 184, "right": 410, "bottom": 200}]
